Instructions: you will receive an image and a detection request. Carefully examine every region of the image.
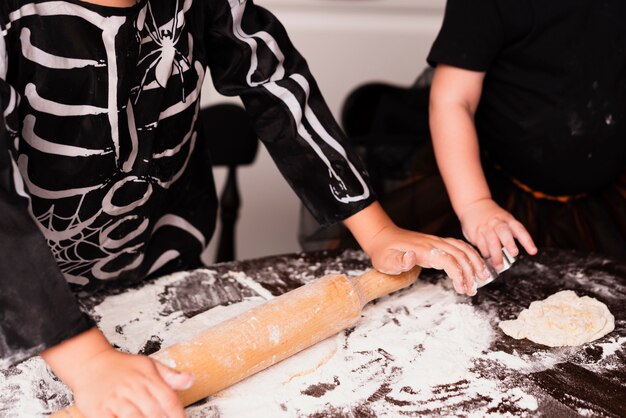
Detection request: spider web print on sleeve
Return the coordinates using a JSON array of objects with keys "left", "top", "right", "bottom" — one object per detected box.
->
[{"left": 6, "top": 0, "right": 207, "bottom": 285}]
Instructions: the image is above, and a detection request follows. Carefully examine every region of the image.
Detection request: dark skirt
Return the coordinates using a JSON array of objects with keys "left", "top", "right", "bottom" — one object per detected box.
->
[
  {"left": 489, "top": 167, "right": 626, "bottom": 261},
  {"left": 384, "top": 146, "right": 626, "bottom": 261}
]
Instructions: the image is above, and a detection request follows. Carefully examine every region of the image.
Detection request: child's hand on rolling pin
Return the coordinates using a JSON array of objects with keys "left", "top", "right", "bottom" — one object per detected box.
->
[
  {"left": 344, "top": 202, "right": 490, "bottom": 296},
  {"left": 459, "top": 198, "right": 538, "bottom": 269},
  {"left": 42, "top": 327, "right": 193, "bottom": 418}
]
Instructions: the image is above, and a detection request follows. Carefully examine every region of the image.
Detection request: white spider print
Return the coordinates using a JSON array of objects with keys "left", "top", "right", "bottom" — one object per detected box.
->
[{"left": 134, "top": 0, "right": 190, "bottom": 104}]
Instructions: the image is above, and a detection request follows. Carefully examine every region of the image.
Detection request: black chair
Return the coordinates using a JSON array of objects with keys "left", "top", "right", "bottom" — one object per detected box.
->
[
  {"left": 340, "top": 80, "right": 433, "bottom": 196},
  {"left": 339, "top": 71, "right": 460, "bottom": 238},
  {"left": 196, "top": 103, "right": 258, "bottom": 263}
]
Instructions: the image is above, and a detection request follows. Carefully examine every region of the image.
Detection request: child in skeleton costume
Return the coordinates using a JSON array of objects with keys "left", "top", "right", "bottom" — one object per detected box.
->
[{"left": 0, "top": 0, "right": 487, "bottom": 416}]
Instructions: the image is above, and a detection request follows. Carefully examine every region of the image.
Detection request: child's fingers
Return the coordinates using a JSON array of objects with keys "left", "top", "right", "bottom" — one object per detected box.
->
[
  {"left": 374, "top": 245, "right": 476, "bottom": 290},
  {"left": 484, "top": 228, "right": 505, "bottom": 269},
  {"left": 494, "top": 222, "right": 519, "bottom": 257},
  {"left": 147, "top": 371, "right": 187, "bottom": 418},
  {"left": 446, "top": 238, "right": 490, "bottom": 281},
  {"left": 127, "top": 385, "right": 170, "bottom": 418},
  {"left": 372, "top": 249, "right": 418, "bottom": 275},
  {"left": 392, "top": 249, "right": 417, "bottom": 273},
  {"left": 110, "top": 400, "right": 145, "bottom": 418},
  {"left": 451, "top": 275, "right": 466, "bottom": 295},
  {"left": 147, "top": 387, "right": 186, "bottom": 418},
  {"left": 423, "top": 247, "right": 473, "bottom": 294},
  {"left": 402, "top": 250, "right": 418, "bottom": 271},
  {"left": 474, "top": 233, "right": 490, "bottom": 260},
  {"left": 151, "top": 360, "right": 192, "bottom": 418},
  {"left": 423, "top": 248, "right": 461, "bottom": 277},
  {"left": 436, "top": 243, "right": 477, "bottom": 294},
  {"left": 509, "top": 220, "right": 538, "bottom": 255},
  {"left": 154, "top": 359, "right": 194, "bottom": 391}
]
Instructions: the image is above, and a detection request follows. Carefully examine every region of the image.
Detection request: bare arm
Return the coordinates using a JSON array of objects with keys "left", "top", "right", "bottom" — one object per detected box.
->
[
  {"left": 429, "top": 64, "right": 537, "bottom": 267},
  {"left": 430, "top": 65, "right": 490, "bottom": 215}
]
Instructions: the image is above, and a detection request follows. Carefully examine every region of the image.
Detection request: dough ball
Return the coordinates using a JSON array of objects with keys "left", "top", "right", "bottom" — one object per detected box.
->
[{"left": 499, "top": 290, "right": 614, "bottom": 347}]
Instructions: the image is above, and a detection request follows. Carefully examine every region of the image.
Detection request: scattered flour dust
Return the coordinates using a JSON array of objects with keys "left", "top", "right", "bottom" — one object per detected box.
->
[
  {"left": 94, "top": 269, "right": 220, "bottom": 354},
  {"left": 0, "top": 269, "right": 220, "bottom": 418},
  {"left": 0, "top": 356, "right": 72, "bottom": 417},
  {"left": 0, "top": 271, "right": 546, "bottom": 417},
  {"left": 153, "top": 281, "right": 540, "bottom": 417},
  {"left": 227, "top": 271, "right": 275, "bottom": 300},
  {"left": 486, "top": 336, "right": 626, "bottom": 374}
]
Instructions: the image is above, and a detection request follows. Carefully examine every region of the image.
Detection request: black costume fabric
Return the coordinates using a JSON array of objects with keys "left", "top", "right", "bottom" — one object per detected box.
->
[{"left": 0, "top": 0, "right": 375, "bottom": 367}]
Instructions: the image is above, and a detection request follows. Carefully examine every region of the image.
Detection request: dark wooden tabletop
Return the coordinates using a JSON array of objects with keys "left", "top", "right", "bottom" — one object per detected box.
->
[{"left": 1, "top": 248, "right": 624, "bottom": 417}]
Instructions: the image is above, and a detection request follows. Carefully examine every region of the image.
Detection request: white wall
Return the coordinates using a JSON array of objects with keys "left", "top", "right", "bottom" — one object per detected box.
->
[{"left": 201, "top": 0, "right": 446, "bottom": 263}]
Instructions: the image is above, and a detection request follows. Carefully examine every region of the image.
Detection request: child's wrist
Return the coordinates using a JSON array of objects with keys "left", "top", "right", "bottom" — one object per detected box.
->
[
  {"left": 343, "top": 202, "right": 395, "bottom": 254},
  {"left": 41, "top": 327, "right": 114, "bottom": 389},
  {"left": 456, "top": 196, "right": 494, "bottom": 221}
]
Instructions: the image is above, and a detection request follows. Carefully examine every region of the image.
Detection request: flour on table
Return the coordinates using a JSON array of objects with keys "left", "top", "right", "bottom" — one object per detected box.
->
[
  {"left": 499, "top": 290, "right": 615, "bottom": 347},
  {"left": 93, "top": 269, "right": 226, "bottom": 354},
  {"left": 227, "top": 271, "right": 275, "bottom": 300},
  {"left": 93, "top": 272, "right": 191, "bottom": 353},
  {"left": 166, "top": 281, "right": 539, "bottom": 417},
  {"left": 0, "top": 356, "right": 72, "bottom": 418}
]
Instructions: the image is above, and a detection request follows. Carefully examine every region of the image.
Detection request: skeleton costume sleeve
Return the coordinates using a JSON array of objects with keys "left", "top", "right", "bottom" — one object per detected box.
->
[
  {"left": 202, "top": 0, "right": 376, "bottom": 225},
  {"left": 0, "top": 58, "right": 95, "bottom": 368}
]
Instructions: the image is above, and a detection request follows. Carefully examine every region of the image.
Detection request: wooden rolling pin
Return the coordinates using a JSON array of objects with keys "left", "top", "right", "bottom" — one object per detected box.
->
[{"left": 52, "top": 267, "right": 420, "bottom": 417}]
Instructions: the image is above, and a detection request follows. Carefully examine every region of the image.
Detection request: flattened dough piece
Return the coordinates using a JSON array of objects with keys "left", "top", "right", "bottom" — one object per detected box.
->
[{"left": 499, "top": 290, "right": 615, "bottom": 347}]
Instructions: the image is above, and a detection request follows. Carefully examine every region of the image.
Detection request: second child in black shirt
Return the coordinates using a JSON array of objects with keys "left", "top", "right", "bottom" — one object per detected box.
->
[{"left": 427, "top": 0, "right": 626, "bottom": 267}]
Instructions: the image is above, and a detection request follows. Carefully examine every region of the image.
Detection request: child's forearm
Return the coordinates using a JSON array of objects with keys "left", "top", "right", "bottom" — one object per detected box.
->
[
  {"left": 429, "top": 65, "right": 491, "bottom": 219},
  {"left": 429, "top": 65, "right": 537, "bottom": 260},
  {"left": 430, "top": 100, "right": 491, "bottom": 217},
  {"left": 40, "top": 327, "right": 112, "bottom": 390}
]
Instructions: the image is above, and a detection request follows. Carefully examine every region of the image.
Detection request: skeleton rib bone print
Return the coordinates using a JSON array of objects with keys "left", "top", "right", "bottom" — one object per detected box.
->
[{"left": 6, "top": 0, "right": 205, "bottom": 284}]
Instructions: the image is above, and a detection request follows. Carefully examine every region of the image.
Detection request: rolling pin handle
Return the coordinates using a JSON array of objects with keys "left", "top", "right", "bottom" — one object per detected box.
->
[{"left": 353, "top": 266, "right": 421, "bottom": 306}]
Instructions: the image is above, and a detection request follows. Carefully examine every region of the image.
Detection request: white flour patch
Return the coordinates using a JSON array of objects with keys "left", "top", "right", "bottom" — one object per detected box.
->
[
  {"left": 0, "top": 356, "right": 72, "bottom": 417},
  {"left": 595, "top": 336, "right": 626, "bottom": 361},
  {"left": 92, "top": 268, "right": 225, "bottom": 353},
  {"left": 488, "top": 347, "right": 578, "bottom": 375},
  {"left": 227, "top": 271, "right": 275, "bottom": 300},
  {"left": 486, "top": 337, "right": 626, "bottom": 378},
  {"left": 485, "top": 350, "right": 529, "bottom": 370},
  {"left": 172, "top": 281, "right": 539, "bottom": 417},
  {"left": 94, "top": 272, "right": 191, "bottom": 353}
]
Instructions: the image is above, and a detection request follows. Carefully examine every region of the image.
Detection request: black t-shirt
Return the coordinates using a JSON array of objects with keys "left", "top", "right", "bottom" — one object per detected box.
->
[{"left": 428, "top": 0, "right": 626, "bottom": 196}]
